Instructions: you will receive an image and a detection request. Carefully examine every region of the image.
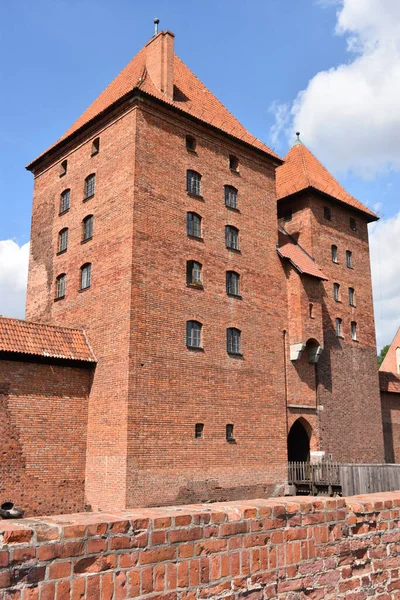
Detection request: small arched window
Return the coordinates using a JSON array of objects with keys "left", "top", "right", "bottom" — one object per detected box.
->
[
  {"left": 351, "top": 321, "right": 357, "bottom": 341},
  {"left": 84, "top": 174, "right": 96, "bottom": 199},
  {"left": 55, "top": 274, "right": 66, "bottom": 299},
  {"left": 59, "top": 160, "right": 67, "bottom": 177},
  {"left": 82, "top": 215, "right": 93, "bottom": 242},
  {"left": 335, "top": 318, "right": 342, "bottom": 338},
  {"left": 224, "top": 185, "right": 238, "bottom": 209},
  {"left": 227, "top": 328, "right": 241, "bottom": 355},
  {"left": 346, "top": 250, "right": 353, "bottom": 268},
  {"left": 349, "top": 287, "right": 355, "bottom": 307},
  {"left": 226, "top": 271, "right": 240, "bottom": 296},
  {"left": 225, "top": 225, "right": 239, "bottom": 250},
  {"left": 186, "top": 212, "right": 202, "bottom": 238},
  {"left": 80, "top": 263, "right": 92, "bottom": 290},
  {"left": 331, "top": 244, "right": 338, "bottom": 263},
  {"left": 333, "top": 283, "right": 340, "bottom": 302},
  {"left": 58, "top": 228, "right": 68, "bottom": 253},
  {"left": 91, "top": 138, "right": 100, "bottom": 156},
  {"left": 229, "top": 155, "right": 239, "bottom": 172},
  {"left": 186, "top": 135, "right": 196, "bottom": 152},
  {"left": 186, "top": 170, "right": 201, "bottom": 196},
  {"left": 60, "top": 189, "right": 70, "bottom": 214},
  {"left": 186, "top": 260, "right": 202, "bottom": 285},
  {"left": 186, "top": 320, "right": 202, "bottom": 348}
]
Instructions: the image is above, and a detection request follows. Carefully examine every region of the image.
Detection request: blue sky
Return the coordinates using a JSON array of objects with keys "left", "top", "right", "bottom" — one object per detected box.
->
[{"left": 0, "top": 0, "right": 399, "bottom": 348}]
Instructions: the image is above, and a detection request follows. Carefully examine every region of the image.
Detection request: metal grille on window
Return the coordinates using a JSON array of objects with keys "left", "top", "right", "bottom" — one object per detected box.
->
[
  {"left": 186, "top": 170, "right": 201, "bottom": 196},
  {"left": 186, "top": 320, "right": 202, "bottom": 348},
  {"left": 224, "top": 186, "right": 237, "bottom": 209},
  {"left": 85, "top": 174, "right": 96, "bottom": 199},
  {"left": 56, "top": 274, "right": 66, "bottom": 299},
  {"left": 60, "top": 189, "right": 70, "bottom": 213},
  {"left": 346, "top": 250, "right": 352, "bottom": 268},
  {"left": 59, "top": 228, "right": 68, "bottom": 252},
  {"left": 226, "top": 271, "right": 239, "bottom": 296},
  {"left": 81, "top": 264, "right": 92, "bottom": 290},
  {"left": 225, "top": 226, "right": 239, "bottom": 250},
  {"left": 227, "top": 327, "right": 241, "bottom": 354},
  {"left": 83, "top": 216, "right": 93, "bottom": 241},
  {"left": 187, "top": 213, "right": 201, "bottom": 238}
]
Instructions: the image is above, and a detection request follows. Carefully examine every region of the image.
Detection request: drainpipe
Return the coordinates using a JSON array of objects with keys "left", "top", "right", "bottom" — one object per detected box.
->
[{"left": 283, "top": 329, "right": 289, "bottom": 440}]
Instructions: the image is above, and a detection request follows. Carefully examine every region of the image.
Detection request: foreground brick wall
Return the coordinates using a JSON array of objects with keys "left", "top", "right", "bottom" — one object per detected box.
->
[{"left": 1, "top": 492, "right": 400, "bottom": 599}]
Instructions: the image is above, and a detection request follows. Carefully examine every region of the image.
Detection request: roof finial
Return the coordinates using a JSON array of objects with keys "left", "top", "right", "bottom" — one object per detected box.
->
[
  {"left": 154, "top": 18, "right": 160, "bottom": 36},
  {"left": 294, "top": 131, "right": 302, "bottom": 146}
]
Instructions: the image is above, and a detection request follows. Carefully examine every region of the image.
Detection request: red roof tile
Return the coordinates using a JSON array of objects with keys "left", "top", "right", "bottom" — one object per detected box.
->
[
  {"left": 379, "top": 371, "right": 400, "bottom": 394},
  {"left": 28, "top": 33, "right": 280, "bottom": 168},
  {"left": 276, "top": 142, "right": 378, "bottom": 221},
  {"left": 0, "top": 317, "right": 96, "bottom": 363},
  {"left": 277, "top": 227, "right": 328, "bottom": 280}
]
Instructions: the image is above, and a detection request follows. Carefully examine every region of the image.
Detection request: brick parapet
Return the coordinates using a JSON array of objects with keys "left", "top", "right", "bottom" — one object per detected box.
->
[{"left": 1, "top": 492, "right": 400, "bottom": 598}]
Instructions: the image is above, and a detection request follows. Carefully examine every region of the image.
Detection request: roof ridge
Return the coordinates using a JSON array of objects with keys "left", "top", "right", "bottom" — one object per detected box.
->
[
  {"left": 299, "top": 144, "right": 312, "bottom": 188},
  {"left": 0, "top": 315, "right": 85, "bottom": 334}
]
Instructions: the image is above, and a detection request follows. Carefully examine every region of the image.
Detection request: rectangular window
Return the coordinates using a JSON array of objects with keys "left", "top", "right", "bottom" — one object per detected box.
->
[
  {"left": 333, "top": 283, "right": 340, "bottom": 302},
  {"left": 195, "top": 423, "right": 204, "bottom": 439},
  {"left": 81, "top": 264, "right": 92, "bottom": 290},
  {"left": 60, "top": 189, "right": 70, "bottom": 213},
  {"left": 187, "top": 213, "right": 201, "bottom": 238},
  {"left": 59, "top": 229, "right": 68, "bottom": 253},
  {"left": 186, "top": 170, "right": 201, "bottom": 196},
  {"left": 56, "top": 275, "right": 66, "bottom": 299},
  {"left": 225, "top": 226, "right": 239, "bottom": 250},
  {"left": 349, "top": 287, "right": 355, "bottom": 306},
  {"left": 332, "top": 245, "right": 338, "bottom": 263},
  {"left": 351, "top": 321, "right": 357, "bottom": 341},
  {"left": 226, "top": 271, "right": 240, "bottom": 296},
  {"left": 346, "top": 250, "right": 352, "bottom": 268},
  {"left": 226, "top": 424, "right": 235, "bottom": 441},
  {"left": 83, "top": 216, "right": 93, "bottom": 241},
  {"left": 85, "top": 174, "right": 96, "bottom": 199},
  {"left": 224, "top": 186, "right": 237, "bottom": 209},
  {"left": 335, "top": 318, "right": 342, "bottom": 338},
  {"left": 227, "top": 328, "right": 241, "bottom": 355}
]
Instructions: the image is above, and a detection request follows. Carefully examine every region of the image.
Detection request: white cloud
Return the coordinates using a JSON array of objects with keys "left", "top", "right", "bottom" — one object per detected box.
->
[
  {"left": 271, "top": 0, "right": 400, "bottom": 178},
  {"left": 370, "top": 212, "right": 400, "bottom": 350},
  {"left": 0, "top": 240, "right": 29, "bottom": 319}
]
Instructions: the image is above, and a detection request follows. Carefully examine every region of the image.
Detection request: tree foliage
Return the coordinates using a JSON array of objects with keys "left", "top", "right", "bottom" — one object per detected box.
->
[{"left": 378, "top": 345, "right": 390, "bottom": 368}]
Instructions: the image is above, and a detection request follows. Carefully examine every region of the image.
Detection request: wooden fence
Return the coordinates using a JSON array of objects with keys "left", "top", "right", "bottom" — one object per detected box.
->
[{"left": 288, "top": 462, "right": 400, "bottom": 496}]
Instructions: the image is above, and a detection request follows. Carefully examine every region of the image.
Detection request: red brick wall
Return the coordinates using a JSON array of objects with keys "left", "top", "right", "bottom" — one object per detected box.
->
[
  {"left": 381, "top": 391, "right": 400, "bottom": 463},
  {"left": 1, "top": 492, "right": 400, "bottom": 599},
  {"left": 0, "top": 359, "right": 91, "bottom": 516}
]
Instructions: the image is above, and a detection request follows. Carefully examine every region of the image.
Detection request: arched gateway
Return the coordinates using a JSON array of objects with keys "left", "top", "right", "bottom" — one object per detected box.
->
[{"left": 287, "top": 418, "right": 311, "bottom": 462}]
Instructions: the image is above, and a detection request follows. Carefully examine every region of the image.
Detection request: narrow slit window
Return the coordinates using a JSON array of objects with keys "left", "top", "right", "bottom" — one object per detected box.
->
[
  {"left": 225, "top": 226, "right": 239, "bottom": 250},
  {"left": 55, "top": 274, "right": 66, "bottom": 299},
  {"left": 186, "top": 260, "right": 202, "bottom": 285},
  {"left": 186, "top": 320, "right": 202, "bottom": 348},
  {"left": 351, "top": 321, "right": 357, "bottom": 341},
  {"left": 335, "top": 318, "right": 342, "bottom": 338},
  {"left": 195, "top": 423, "right": 204, "bottom": 439},
  {"left": 309, "top": 303, "right": 314, "bottom": 318},
  {"left": 84, "top": 174, "right": 96, "bottom": 199},
  {"left": 80, "top": 263, "right": 92, "bottom": 290},
  {"left": 331, "top": 244, "right": 338, "bottom": 263},
  {"left": 186, "top": 135, "right": 196, "bottom": 151},
  {"left": 82, "top": 215, "right": 93, "bottom": 241},
  {"left": 346, "top": 250, "right": 353, "bottom": 268},
  {"left": 91, "top": 138, "right": 100, "bottom": 156},
  {"left": 227, "top": 327, "right": 241, "bottom": 355},
  {"left": 58, "top": 228, "right": 68, "bottom": 253},
  {"left": 186, "top": 212, "right": 202, "bottom": 238},
  {"left": 226, "top": 424, "right": 235, "bottom": 441},
  {"left": 226, "top": 271, "right": 240, "bottom": 296},
  {"left": 60, "top": 189, "right": 70, "bottom": 214},
  {"left": 59, "top": 160, "right": 67, "bottom": 177},
  {"left": 229, "top": 155, "right": 239, "bottom": 172},
  {"left": 186, "top": 170, "right": 201, "bottom": 196},
  {"left": 349, "top": 287, "right": 355, "bottom": 307},
  {"left": 333, "top": 283, "right": 340, "bottom": 302},
  {"left": 224, "top": 185, "right": 238, "bottom": 209}
]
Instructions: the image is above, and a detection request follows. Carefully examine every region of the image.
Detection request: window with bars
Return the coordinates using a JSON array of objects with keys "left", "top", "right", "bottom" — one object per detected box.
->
[
  {"left": 186, "top": 135, "right": 196, "bottom": 152},
  {"left": 227, "top": 327, "right": 241, "bottom": 355},
  {"left": 229, "top": 155, "right": 239, "bottom": 172},
  {"left": 351, "top": 321, "right": 357, "bottom": 341},
  {"left": 346, "top": 250, "right": 353, "bottom": 268},
  {"left": 60, "top": 189, "right": 70, "bottom": 214},
  {"left": 331, "top": 244, "right": 338, "bottom": 263},
  {"left": 84, "top": 174, "right": 96, "bottom": 199},
  {"left": 333, "top": 282, "right": 340, "bottom": 302},
  {"left": 91, "top": 138, "right": 100, "bottom": 156},
  {"left": 350, "top": 217, "right": 357, "bottom": 231},
  {"left": 226, "top": 271, "right": 240, "bottom": 296},
  {"left": 349, "top": 287, "right": 355, "bottom": 306},
  {"left": 324, "top": 206, "right": 331, "bottom": 220},
  {"left": 225, "top": 226, "right": 239, "bottom": 250},
  {"left": 55, "top": 274, "right": 66, "bottom": 299},
  {"left": 58, "top": 228, "right": 68, "bottom": 253},
  {"left": 186, "top": 260, "right": 202, "bottom": 285},
  {"left": 186, "top": 212, "right": 202, "bottom": 238},
  {"left": 186, "top": 320, "right": 202, "bottom": 348},
  {"left": 82, "top": 215, "right": 93, "bottom": 241},
  {"left": 226, "top": 424, "right": 235, "bottom": 441},
  {"left": 335, "top": 318, "right": 342, "bottom": 338},
  {"left": 195, "top": 423, "right": 204, "bottom": 439},
  {"left": 80, "top": 263, "right": 92, "bottom": 290},
  {"left": 59, "top": 160, "right": 67, "bottom": 177},
  {"left": 224, "top": 185, "right": 238, "bottom": 209},
  {"left": 186, "top": 170, "right": 201, "bottom": 196}
]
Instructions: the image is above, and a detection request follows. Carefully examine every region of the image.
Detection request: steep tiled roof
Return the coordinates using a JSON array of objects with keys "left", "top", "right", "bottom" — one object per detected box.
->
[
  {"left": 28, "top": 35, "right": 280, "bottom": 168},
  {"left": 277, "top": 227, "right": 328, "bottom": 280},
  {"left": 379, "top": 371, "right": 400, "bottom": 394},
  {"left": 379, "top": 326, "right": 400, "bottom": 374},
  {"left": 0, "top": 317, "right": 96, "bottom": 363},
  {"left": 276, "top": 142, "right": 378, "bottom": 221}
]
